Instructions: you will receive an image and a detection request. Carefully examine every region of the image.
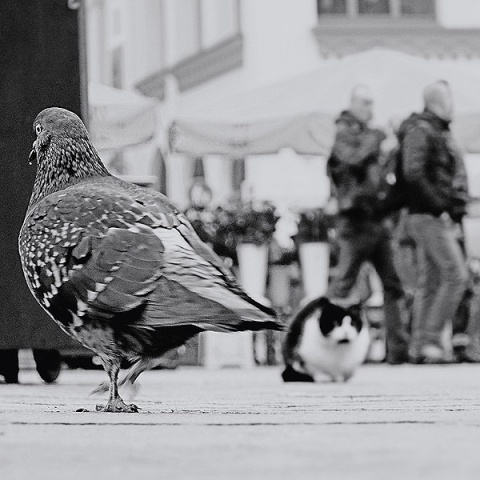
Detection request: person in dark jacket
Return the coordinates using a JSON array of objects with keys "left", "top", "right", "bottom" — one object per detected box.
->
[
  {"left": 327, "top": 85, "right": 410, "bottom": 365},
  {"left": 403, "top": 80, "right": 469, "bottom": 363}
]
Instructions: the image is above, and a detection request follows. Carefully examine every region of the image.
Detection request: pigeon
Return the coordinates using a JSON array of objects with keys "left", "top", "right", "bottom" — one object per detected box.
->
[{"left": 19, "top": 107, "right": 281, "bottom": 412}]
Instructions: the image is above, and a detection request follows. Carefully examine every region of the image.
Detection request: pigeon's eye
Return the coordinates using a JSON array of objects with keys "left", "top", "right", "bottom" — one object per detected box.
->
[{"left": 35, "top": 124, "right": 43, "bottom": 135}]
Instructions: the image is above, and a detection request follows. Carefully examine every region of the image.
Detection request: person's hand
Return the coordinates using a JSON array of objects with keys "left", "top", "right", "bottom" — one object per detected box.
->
[{"left": 325, "top": 197, "right": 339, "bottom": 216}]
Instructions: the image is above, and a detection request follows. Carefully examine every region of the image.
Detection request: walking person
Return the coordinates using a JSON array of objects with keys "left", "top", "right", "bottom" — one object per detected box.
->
[
  {"left": 448, "top": 147, "right": 480, "bottom": 362},
  {"left": 402, "top": 80, "right": 469, "bottom": 363},
  {"left": 327, "top": 85, "right": 410, "bottom": 365}
]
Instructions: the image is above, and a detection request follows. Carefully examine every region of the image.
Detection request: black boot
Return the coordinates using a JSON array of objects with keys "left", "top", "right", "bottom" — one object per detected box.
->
[
  {"left": 32, "top": 349, "right": 62, "bottom": 383},
  {"left": 0, "top": 349, "right": 19, "bottom": 384}
]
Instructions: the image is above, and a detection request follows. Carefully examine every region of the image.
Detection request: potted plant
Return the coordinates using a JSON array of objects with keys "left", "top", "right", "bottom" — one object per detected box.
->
[
  {"left": 233, "top": 201, "right": 278, "bottom": 303},
  {"left": 207, "top": 200, "right": 279, "bottom": 297},
  {"left": 293, "top": 208, "right": 333, "bottom": 303}
]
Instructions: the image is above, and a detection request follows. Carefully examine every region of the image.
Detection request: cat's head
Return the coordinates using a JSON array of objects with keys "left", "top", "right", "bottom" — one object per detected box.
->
[{"left": 313, "top": 297, "right": 364, "bottom": 344}]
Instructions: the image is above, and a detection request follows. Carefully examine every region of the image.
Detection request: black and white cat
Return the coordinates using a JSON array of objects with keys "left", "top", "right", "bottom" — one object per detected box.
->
[{"left": 282, "top": 297, "right": 370, "bottom": 383}]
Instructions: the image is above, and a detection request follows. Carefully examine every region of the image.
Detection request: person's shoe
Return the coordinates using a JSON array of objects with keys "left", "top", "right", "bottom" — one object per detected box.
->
[
  {"left": 0, "top": 349, "right": 19, "bottom": 384},
  {"left": 409, "top": 344, "right": 449, "bottom": 364},
  {"left": 453, "top": 345, "right": 480, "bottom": 363},
  {"left": 387, "top": 352, "right": 410, "bottom": 365},
  {"left": 32, "top": 349, "right": 62, "bottom": 383}
]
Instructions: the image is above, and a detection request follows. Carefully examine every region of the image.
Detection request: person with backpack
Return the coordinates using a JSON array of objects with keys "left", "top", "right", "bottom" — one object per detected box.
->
[
  {"left": 402, "top": 80, "right": 470, "bottom": 364},
  {"left": 327, "top": 85, "right": 410, "bottom": 365}
]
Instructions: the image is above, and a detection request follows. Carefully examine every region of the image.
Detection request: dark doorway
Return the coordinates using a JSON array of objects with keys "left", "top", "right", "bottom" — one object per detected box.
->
[{"left": 0, "top": 0, "right": 87, "bottom": 348}]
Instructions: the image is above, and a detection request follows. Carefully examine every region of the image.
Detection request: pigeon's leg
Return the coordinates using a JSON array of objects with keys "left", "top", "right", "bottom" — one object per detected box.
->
[{"left": 96, "top": 359, "right": 138, "bottom": 413}]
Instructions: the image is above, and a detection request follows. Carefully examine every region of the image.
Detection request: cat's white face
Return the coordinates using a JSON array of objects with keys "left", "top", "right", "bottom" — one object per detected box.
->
[{"left": 326, "top": 315, "right": 361, "bottom": 345}]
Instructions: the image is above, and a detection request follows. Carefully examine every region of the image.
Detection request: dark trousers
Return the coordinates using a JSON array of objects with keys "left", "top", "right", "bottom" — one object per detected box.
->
[
  {"left": 451, "top": 233, "right": 475, "bottom": 349},
  {"left": 408, "top": 214, "right": 469, "bottom": 353},
  {"left": 328, "top": 216, "right": 409, "bottom": 362}
]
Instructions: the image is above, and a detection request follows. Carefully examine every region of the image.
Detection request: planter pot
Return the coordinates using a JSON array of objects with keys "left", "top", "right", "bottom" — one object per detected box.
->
[
  {"left": 236, "top": 243, "right": 269, "bottom": 302},
  {"left": 237, "top": 243, "right": 274, "bottom": 366},
  {"left": 201, "top": 331, "right": 257, "bottom": 369},
  {"left": 299, "top": 242, "right": 330, "bottom": 304},
  {"left": 268, "top": 265, "right": 291, "bottom": 309}
]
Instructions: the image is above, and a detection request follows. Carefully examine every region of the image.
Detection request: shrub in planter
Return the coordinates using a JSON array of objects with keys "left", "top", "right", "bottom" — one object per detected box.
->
[
  {"left": 234, "top": 201, "right": 278, "bottom": 246},
  {"left": 209, "top": 201, "right": 279, "bottom": 265},
  {"left": 293, "top": 208, "right": 334, "bottom": 244}
]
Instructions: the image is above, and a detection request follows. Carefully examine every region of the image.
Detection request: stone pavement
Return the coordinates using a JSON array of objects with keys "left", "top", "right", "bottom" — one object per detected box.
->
[{"left": 1, "top": 364, "right": 480, "bottom": 480}]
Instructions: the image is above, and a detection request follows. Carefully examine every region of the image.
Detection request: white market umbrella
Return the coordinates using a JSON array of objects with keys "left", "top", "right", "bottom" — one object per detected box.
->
[{"left": 88, "top": 82, "right": 157, "bottom": 151}]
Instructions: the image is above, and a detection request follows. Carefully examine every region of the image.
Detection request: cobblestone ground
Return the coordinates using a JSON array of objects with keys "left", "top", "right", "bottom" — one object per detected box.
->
[{"left": 1, "top": 364, "right": 480, "bottom": 480}]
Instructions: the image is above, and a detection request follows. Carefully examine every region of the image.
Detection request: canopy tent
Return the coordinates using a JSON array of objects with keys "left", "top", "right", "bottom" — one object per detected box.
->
[
  {"left": 88, "top": 83, "right": 157, "bottom": 151},
  {"left": 170, "top": 48, "right": 480, "bottom": 156},
  {"left": 169, "top": 112, "right": 334, "bottom": 157}
]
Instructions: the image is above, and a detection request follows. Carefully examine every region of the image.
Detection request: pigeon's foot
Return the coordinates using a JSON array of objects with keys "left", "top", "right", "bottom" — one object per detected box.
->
[{"left": 95, "top": 398, "right": 139, "bottom": 413}]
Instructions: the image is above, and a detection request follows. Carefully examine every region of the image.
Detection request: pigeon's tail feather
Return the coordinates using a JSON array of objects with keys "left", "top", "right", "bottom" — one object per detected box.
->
[
  {"left": 175, "top": 220, "right": 278, "bottom": 318},
  {"left": 143, "top": 276, "right": 283, "bottom": 332}
]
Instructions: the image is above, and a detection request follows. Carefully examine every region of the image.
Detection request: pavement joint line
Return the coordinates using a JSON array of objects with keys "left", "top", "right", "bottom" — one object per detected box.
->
[{"left": 8, "top": 420, "right": 440, "bottom": 426}]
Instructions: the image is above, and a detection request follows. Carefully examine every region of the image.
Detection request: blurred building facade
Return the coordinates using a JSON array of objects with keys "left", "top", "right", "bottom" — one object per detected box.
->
[{"left": 84, "top": 0, "right": 480, "bottom": 207}]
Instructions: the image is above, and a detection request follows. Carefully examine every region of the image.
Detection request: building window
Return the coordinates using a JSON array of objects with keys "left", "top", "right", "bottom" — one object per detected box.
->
[
  {"left": 111, "top": 46, "right": 123, "bottom": 89},
  {"left": 400, "top": 0, "right": 435, "bottom": 16},
  {"left": 131, "top": 0, "right": 165, "bottom": 82},
  {"left": 201, "top": 0, "right": 240, "bottom": 49},
  {"left": 175, "top": 0, "right": 202, "bottom": 60},
  {"left": 174, "top": 0, "right": 240, "bottom": 62},
  {"left": 358, "top": 0, "right": 390, "bottom": 15},
  {"left": 170, "top": 0, "right": 243, "bottom": 91},
  {"left": 317, "top": 0, "right": 435, "bottom": 18},
  {"left": 318, "top": 0, "right": 347, "bottom": 15}
]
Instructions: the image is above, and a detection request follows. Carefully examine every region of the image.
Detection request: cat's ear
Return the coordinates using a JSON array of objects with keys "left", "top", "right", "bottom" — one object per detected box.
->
[
  {"left": 305, "top": 296, "right": 330, "bottom": 312},
  {"left": 347, "top": 303, "right": 363, "bottom": 318},
  {"left": 316, "top": 297, "right": 330, "bottom": 308}
]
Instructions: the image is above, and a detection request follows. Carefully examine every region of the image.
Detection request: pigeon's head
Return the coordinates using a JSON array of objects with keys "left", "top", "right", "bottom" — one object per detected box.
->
[
  {"left": 28, "top": 107, "right": 109, "bottom": 206},
  {"left": 29, "top": 107, "right": 90, "bottom": 165}
]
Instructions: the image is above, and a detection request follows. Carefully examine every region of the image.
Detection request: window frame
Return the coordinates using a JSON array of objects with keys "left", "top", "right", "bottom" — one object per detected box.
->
[{"left": 317, "top": 0, "right": 436, "bottom": 20}]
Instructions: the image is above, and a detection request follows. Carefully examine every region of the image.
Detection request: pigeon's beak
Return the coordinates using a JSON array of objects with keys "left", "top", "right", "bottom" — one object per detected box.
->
[{"left": 28, "top": 141, "right": 37, "bottom": 165}]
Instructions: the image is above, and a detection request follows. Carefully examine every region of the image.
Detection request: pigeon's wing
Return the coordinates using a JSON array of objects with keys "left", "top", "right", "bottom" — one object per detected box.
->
[
  {"left": 66, "top": 225, "right": 164, "bottom": 318},
  {"left": 20, "top": 184, "right": 168, "bottom": 324}
]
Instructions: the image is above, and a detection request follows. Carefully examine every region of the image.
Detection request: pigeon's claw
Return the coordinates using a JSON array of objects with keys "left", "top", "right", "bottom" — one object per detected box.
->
[{"left": 95, "top": 399, "right": 139, "bottom": 413}]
